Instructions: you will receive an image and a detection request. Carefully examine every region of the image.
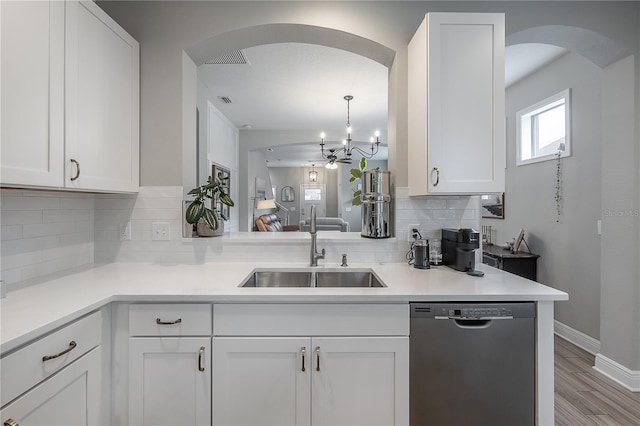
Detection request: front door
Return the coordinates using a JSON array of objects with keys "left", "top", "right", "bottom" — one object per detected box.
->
[{"left": 299, "top": 184, "right": 326, "bottom": 223}]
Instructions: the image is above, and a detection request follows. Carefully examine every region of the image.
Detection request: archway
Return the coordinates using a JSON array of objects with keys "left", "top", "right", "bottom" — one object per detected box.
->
[{"left": 183, "top": 24, "right": 397, "bottom": 231}]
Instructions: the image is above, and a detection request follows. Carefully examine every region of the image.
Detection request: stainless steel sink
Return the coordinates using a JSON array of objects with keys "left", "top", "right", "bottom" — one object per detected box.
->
[
  {"left": 240, "top": 271, "right": 313, "bottom": 287},
  {"left": 239, "top": 269, "right": 385, "bottom": 288},
  {"left": 316, "top": 271, "right": 384, "bottom": 287}
]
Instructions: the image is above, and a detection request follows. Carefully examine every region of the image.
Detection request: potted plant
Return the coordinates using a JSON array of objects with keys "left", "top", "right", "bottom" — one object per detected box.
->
[{"left": 185, "top": 173, "right": 234, "bottom": 237}]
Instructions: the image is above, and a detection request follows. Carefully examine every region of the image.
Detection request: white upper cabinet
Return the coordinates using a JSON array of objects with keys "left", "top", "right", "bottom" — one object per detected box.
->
[
  {"left": 65, "top": 0, "right": 139, "bottom": 192},
  {"left": 1, "top": 0, "right": 65, "bottom": 187},
  {"left": 408, "top": 13, "right": 505, "bottom": 195},
  {"left": 0, "top": 0, "right": 139, "bottom": 193}
]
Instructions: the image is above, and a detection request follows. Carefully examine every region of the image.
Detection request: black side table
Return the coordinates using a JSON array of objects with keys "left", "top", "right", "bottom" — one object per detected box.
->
[{"left": 482, "top": 245, "right": 540, "bottom": 281}]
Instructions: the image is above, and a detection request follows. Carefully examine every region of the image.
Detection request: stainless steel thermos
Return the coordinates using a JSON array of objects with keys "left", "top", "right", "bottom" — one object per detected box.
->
[{"left": 413, "top": 239, "right": 430, "bottom": 269}]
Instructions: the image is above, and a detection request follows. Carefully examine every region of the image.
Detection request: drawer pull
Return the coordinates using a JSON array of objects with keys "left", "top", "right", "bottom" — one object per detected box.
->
[
  {"left": 4, "top": 419, "right": 19, "bottom": 426},
  {"left": 42, "top": 340, "right": 77, "bottom": 362},
  {"left": 156, "top": 318, "right": 182, "bottom": 325},
  {"left": 315, "top": 346, "right": 321, "bottom": 372},
  {"left": 432, "top": 167, "right": 440, "bottom": 187},
  {"left": 301, "top": 346, "right": 306, "bottom": 372},
  {"left": 70, "top": 159, "right": 80, "bottom": 181},
  {"left": 198, "top": 346, "right": 205, "bottom": 372}
]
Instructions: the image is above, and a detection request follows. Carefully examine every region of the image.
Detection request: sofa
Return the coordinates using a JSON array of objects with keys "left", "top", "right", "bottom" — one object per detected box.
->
[
  {"left": 299, "top": 217, "right": 350, "bottom": 232},
  {"left": 255, "top": 214, "right": 299, "bottom": 232}
]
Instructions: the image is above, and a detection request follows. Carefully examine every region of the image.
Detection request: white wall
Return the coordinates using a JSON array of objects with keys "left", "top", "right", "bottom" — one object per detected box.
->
[
  {"left": 484, "top": 52, "right": 603, "bottom": 340},
  {"left": 599, "top": 55, "right": 640, "bottom": 372}
]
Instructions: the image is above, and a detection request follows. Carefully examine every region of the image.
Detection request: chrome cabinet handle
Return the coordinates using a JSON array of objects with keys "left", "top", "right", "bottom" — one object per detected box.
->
[
  {"left": 70, "top": 159, "right": 80, "bottom": 181},
  {"left": 432, "top": 167, "right": 440, "bottom": 187},
  {"left": 198, "top": 346, "right": 205, "bottom": 372},
  {"left": 301, "top": 347, "right": 306, "bottom": 372},
  {"left": 4, "top": 419, "right": 19, "bottom": 426},
  {"left": 315, "top": 346, "right": 320, "bottom": 372},
  {"left": 42, "top": 340, "right": 77, "bottom": 362},
  {"left": 156, "top": 318, "right": 182, "bottom": 325}
]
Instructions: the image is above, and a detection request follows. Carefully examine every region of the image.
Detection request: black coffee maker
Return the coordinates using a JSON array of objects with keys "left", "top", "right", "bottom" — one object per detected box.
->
[{"left": 442, "top": 228, "right": 484, "bottom": 277}]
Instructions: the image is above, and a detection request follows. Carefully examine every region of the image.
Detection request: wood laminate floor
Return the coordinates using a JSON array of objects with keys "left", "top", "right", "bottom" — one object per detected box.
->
[{"left": 555, "top": 335, "right": 640, "bottom": 425}]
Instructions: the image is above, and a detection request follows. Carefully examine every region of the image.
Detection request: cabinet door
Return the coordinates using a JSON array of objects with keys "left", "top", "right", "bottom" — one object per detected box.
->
[
  {"left": 65, "top": 0, "right": 139, "bottom": 192},
  {"left": 0, "top": 0, "right": 64, "bottom": 188},
  {"left": 311, "top": 337, "right": 409, "bottom": 426},
  {"left": 129, "top": 337, "right": 211, "bottom": 426},
  {"left": 408, "top": 13, "right": 505, "bottom": 195},
  {"left": 0, "top": 347, "right": 101, "bottom": 426},
  {"left": 213, "top": 337, "right": 311, "bottom": 426}
]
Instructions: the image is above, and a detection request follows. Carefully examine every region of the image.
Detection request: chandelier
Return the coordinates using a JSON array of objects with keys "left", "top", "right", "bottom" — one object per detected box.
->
[{"left": 320, "top": 95, "right": 381, "bottom": 169}]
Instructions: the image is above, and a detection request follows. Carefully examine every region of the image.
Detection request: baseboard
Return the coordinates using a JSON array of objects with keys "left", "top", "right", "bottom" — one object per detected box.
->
[
  {"left": 594, "top": 353, "right": 640, "bottom": 392},
  {"left": 554, "top": 320, "right": 600, "bottom": 355}
]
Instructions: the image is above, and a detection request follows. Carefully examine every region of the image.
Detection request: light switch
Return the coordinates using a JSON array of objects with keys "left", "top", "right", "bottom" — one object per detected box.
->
[{"left": 152, "top": 222, "right": 171, "bottom": 241}]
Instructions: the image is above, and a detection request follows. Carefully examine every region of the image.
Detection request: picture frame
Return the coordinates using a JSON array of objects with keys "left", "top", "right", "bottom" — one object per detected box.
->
[
  {"left": 212, "top": 164, "right": 231, "bottom": 220},
  {"left": 481, "top": 193, "right": 505, "bottom": 219},
  {"left": 281, "top": 186, "right": 295, "bottom": 202},
  {"left": 513, "top": 228, "right": 525, "bottom": 254}
]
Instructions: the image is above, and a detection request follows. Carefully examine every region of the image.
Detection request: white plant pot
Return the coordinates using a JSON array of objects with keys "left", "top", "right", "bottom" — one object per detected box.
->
[{"left": 196, "top": 218, "right": 224, "bottom": 237}]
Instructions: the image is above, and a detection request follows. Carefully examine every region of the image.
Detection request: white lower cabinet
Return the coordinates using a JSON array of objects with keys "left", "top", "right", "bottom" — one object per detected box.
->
[
  {"left": 213, "top": 337, "right": 311, "bottom": 426},
  {"left": 212, "top": 303, "right": 410, "bottom": 426},
  {"left": 129, "top": 338, "right": 211, "bottom": 426},
  {"left": 213, "top": 336, "right": 408, "bottom": 426},
  {"left": 125, "top": 303, "right": 213, "bottom": 426},
  {"left": 1, "top": 347, "right": 102, "bottom": 426}
]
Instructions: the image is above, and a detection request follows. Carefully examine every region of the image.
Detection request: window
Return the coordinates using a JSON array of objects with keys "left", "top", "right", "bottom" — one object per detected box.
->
[{"left": 516, "top": 89, "right": 571, "bottom": 166}]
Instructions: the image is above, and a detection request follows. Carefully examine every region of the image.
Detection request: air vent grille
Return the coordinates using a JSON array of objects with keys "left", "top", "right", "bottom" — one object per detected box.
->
[
  {"left": 218, "top": 96, "right": 233, "bottom": 104},
  {"left": 205, "top": 50, "right": 249, "bottom": 65}
]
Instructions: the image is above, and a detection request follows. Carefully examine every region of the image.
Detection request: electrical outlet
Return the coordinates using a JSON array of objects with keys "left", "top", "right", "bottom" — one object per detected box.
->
[
  {"left": 152, "top": 222, "right": 171, "bottom": 241},
  {"left": 119, "top": 222, "right": 131, "bottom": 241},
  {"left": 408, "top": 223, "right": 420, "bottom": 241}
]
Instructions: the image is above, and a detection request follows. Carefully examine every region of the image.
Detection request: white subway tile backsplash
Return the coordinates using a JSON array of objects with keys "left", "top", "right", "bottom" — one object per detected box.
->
[
  {"left": 1, "top": 186, "right": 480, "bottom": 284},
  {"left": 0, "top": 190, "right": 95, "bottom": 285},
  {"left": 1, "top": 225, "right": 23, "bottom": 241},
  {"left": 1, "top": 196, "right": 61, "bottom": 210},
  {"left": 0, "top": 210, "right": 43, "bottom": 225}
]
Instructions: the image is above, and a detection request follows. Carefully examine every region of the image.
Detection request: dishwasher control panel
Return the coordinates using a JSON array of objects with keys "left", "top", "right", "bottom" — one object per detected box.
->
[
  {"left": 439, "top": 306, "right": 513, "bottom": 319},
  {"left": 411, "top": 303, "right": 535, "bottom": 320}
]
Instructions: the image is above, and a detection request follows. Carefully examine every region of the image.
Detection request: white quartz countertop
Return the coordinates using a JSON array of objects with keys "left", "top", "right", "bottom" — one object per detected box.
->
[{"left": 0, "top": 262, "right": 567, "bottom": 353}]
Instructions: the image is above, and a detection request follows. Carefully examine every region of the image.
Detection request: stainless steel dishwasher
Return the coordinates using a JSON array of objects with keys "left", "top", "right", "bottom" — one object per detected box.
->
[{"left": 410, "top": 302, "right": 535, "bottom": 426}]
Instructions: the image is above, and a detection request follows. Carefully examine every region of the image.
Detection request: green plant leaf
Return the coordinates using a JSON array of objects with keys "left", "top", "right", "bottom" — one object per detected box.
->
[
  {"left": 187, "top": 188, "right": 200, "bottom": 196},
  {"left": 185, "top": 201, "right": 205, "bottom": 224},
  {"left": 219, "top": 193, "right": 234, "bottom": 207},
  {"left": 359, "top": 157, "right": 367, "bottom": 171},
  {"left": 350, "top": 168, "right": 362, "bottom": 180},
  {"left": 352, "top": 195, "right": 362, "bottom": 206},
  {"left": 203, "top": 208, "right": 218, "bottom": 230}
]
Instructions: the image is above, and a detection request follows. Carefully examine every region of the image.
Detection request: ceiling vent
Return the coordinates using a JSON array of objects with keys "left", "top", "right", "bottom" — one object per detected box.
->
[
  {"left": 218, "top": 96, "right": 233, "bottom": 104},
  {"left": 205, "top": 50, "right": 249, "bottom": 65}
]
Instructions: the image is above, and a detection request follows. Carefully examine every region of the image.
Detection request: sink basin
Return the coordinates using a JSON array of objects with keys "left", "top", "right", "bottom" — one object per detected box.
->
[
  {"left": 239, "top": 269, "right": 386, "bottom": 288},
  {"left": 316, "top": 271, "right": 384, "bottom": 288},
  {"left": 240, "top": 271, "right": 313, "bottom": 287}
]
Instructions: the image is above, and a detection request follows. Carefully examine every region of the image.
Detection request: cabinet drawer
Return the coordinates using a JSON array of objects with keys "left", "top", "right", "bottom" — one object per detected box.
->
[
  {"left": 214, "top": 304, "right": 409, "bottom": 336},
  {"left": 1, "top": 310, "right": 102, "bottom": 406},
  {"left": 129, "top": 304, "right": 212, "bottom": 336}
]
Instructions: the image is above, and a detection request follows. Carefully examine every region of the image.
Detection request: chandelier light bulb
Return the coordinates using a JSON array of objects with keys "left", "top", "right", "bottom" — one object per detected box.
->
[
  {"left": 370, "top": 137, "right": 375, "bottom": 144},
  {"left": 347, "top": 126, "right": 352, "bottom": 134},
  {"left": 375, "top": 130, "right": 380, "bottom": 137},
  {"left": 342, "top": 139, "right": 347, "bottom": 145},
  {"left": 320, "top": 132, "right": 326, "bottom": 140}
]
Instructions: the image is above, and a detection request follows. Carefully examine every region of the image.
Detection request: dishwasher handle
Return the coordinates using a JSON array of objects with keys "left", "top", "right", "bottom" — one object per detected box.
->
[{"left": 434, "top": 316, "right": 513, "bottom": 330}]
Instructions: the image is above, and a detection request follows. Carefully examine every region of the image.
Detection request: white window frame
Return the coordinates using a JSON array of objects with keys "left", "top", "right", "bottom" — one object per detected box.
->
[{"left": 516, "top": 89, "right": 571, "bottom": 166}]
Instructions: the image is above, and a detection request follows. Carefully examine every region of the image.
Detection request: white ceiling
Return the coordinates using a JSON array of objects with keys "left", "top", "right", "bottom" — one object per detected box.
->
[{"left": 198, "top": 41, "right": 567, "bottom": 167}]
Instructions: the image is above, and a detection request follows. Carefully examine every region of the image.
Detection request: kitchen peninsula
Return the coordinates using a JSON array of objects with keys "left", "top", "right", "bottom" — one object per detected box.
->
[{"left": 0, "top": 261, "right": 567, "bottom": 425}]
